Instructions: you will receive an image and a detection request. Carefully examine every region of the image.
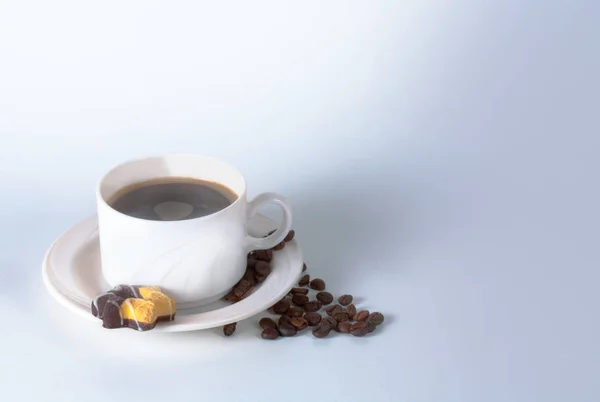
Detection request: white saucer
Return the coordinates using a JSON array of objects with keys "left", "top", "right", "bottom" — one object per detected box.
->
[{"left": 42, "top": 214, "right": 303, "bottom": 332}]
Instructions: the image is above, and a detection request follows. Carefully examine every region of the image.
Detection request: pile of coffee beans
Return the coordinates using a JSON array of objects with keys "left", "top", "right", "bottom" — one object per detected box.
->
[
  {"left": 263, "top": 275, "right": 385, "bottom": 340},
  {"left": 221, "top": 229, "right": 385, "bottom": 340}
]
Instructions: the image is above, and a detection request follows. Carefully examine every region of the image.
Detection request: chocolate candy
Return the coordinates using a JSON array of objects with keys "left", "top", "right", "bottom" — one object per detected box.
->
[{"left": 91, "top": 285, "right": 176, "bottom": 331}]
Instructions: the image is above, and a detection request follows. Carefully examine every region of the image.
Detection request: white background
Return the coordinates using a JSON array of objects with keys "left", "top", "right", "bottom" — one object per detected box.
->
[{"left": 1, "top": 1, "right": 599, "bottom": 401}]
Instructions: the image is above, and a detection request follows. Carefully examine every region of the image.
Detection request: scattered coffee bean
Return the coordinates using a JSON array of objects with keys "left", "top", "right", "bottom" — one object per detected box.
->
[
  {"left": 223, "top": 323, "right": 237, "bottom": 337},
  {"left": 256, "top": 274, "right": 267, "bottom": 283},
  {"left": 272, "top": 299, "right": 290, "bottom": 314},
  {"left": 231, "top": 288, "right": 247, "bottom": 300},
  {"left": 242, "top": 267, "right": 257, "bottom": 285},
  {"left": 291, "top": 287, "right": 309, "bottom": 295},
  {"left": 334, "top": 312, "right": 350, "bottom": 322},
  {"left": 346, "top": 304, "right": 357, "bottom": 319},
  {"left": 290, "top": 317, "right": 308, "bottom": 330},
  {"left": 233, "top": 279, "right": 253, "bottom": 299},
  {"left": 367, "top": 322, "right": 377, "bottom": 333},
  {"left": 284, "top": 230, "right": 295, "bottom": 242},
  {"left": 325, "top": 305, "right": 343, "bottom": 316},
  {"left": 355, "top": 310, "right": 370, "bottom": 322},
  {"left": 303, "top": 301, "right": 321, "bottom": 313},
  {"left": 222, "top": 292, "right": 240, "bottom": 303},
  {"left": 309, "top": 278, "right": 326, "bottom": 291},
  {"left": 302, "top": 263, "right": 307, "bottom": 272},
  {"left": 298, "top": 274, "right": 310, "bottom": 287},
  {"left": 367, "top": 312, "right": 385, "bottom": 326},
  {"left": 259, "top": 317, "right": 278, "bottom": 330},
  {"left": 238, "top": 279, "right": 253, "bottom": 292},
  {"left": 273, "top": 241, "right": 285, "bottom": 251},
  {"left": 247, "top": 258, "right": 259, "bottom": 269},
  {"left": 292, "top": 294, "right": 309, "bottom": 306},
  {"left": 278, "top": 323, "right": 297, "bottom": 337},
  {"left": 285, "top": 306, "right": 304, "bottom": 317},
  {"left": 255, "top": 261, "right": 271, "bottom": 276},
  {"left": 350, "top": 322, "right": 368, "bottom": 337},
  {"left": 316, "top": 291, "right": 333, "bottom": 305},
  {"left": 338, "top": 294, "right": 353, "bottom": 306},
  {"left": 304, "top": 312, "right": 322, "bottom": 326},
  {"left": 253, "top": 249, "right": 273, "bottom": 262},
  {"left": 278, "top": 314, "right": 291, "bottom": 326},
  {"left": 338, "top": 321, "right": 352, "bottom": 333},
  {"left": 312, "top": 322, "right": 332, "bottom": 338},
  {"left": 324, "top": 316, "right": 338, "bottom": 331},
  {"left": 261, "top": 327, "right": 279, "bottom": 340}
]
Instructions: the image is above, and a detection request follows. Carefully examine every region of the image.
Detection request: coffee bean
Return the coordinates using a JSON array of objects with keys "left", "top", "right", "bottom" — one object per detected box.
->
[
  {"left": 292, "top": 294, "right": 309, "bottom": 306},
  {"left": 259, "top": 317, "right": 278, "bottom": 330},
  {"left": 338, "top": 321, "right": 352, "bottom": 334},
  {"left": 290, "top": 317, "right": 308, "bottom": 330},
  {"left": 253, "top": 249, "right": 273, "bottom": 262},
  {"left": 272, "top": 241, "right": 285, "bottom": 251},
  {"left": 233, "top": 279, "right": 253, "bottom": 299},
  {"left": 346, "top": 304, "right": 357, "bottom": 319},
  {"left": 278, "top": 323, "right": 297, "bottom": 337},
  {"left": 222, "top": 291, "right": 240, "bottom": 303},
  {"left": 303, "top": 301, "right": 321, "bottom": 313},
  {"left": 325, "top": 305, "right": 343, "bottom": 316},
  {"left": 255, "top": 261, "right": 271, "bottom": 276},
  {"left": 338, "top": 294, "right": 353, "bottom": 306},
  {"left": 284, "top": 230, "right": 295, "bottom": 242},
  {"left": 309, "top": 278, "right": 326, "bottom": 291},
  {"left": 278, "top": 314, "right": 291, "bottom": 326},
  {"left": 231, "top": 288, "right": 245, "bottom": 299},
  {"left": 238, "top": 279, "right": 253, "bottom": 292},
  {"left": 350, "top": 322, "right": 368, "bottom": 337},
  {"left": 256, "top": 274, "right": 267, "bottom": 283},
  {"left": 316, "top": 292, "right": 333, "bottom": 305},
  {"left": 355, "top": 310, "right": 370, "bottom": 322},
  {"left": 291, "top": 287, "right": 309, "bottom": 295},
  {"left": 367, "top": 322, "right": 377, "bottom": 333},
  {"left": 298, "top": 274, "right": 310, "bottom": 287},
  {"left": 223, "top": 323, "right": 237, "bottom": 336},
  {"left": 246, "top": 258, "right": 259, "bottom": 269},
  {"left": 334, "top": 312, "right": 350, "bottom": 322},
  {"left": 324, "top": 316, "right": 338, "bottom": 330},
  {"left": 285, "top": 306, "right": 304, "bottom": 317},
  {"left": 233, "top": 288, "right": 246, "bottom": 301},
  {"left": 272, "top": 299, "right": 290, "bottom": 314},
  {"left": 304, "top": 312, "right": 322, "bottom": 326},
  {"left": 261, "top": 327, "right": 279, "bottom": 340},
  {"left": 367, "top": 312, "right": 385, "bottom": 326},
  {"left": 242, "top": 267, "right": 257, "bottom": 285},
  {"left": 302, "top": 263, "right": 307, "bottom": 272},
  {"left": 312, "top": 322, "right": 332, "bottom": 338}
]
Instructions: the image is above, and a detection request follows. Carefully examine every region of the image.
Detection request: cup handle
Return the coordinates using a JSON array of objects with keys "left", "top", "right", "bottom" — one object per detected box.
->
[{"left": 246, "top": 192, "right": 293, "bottom": 250}]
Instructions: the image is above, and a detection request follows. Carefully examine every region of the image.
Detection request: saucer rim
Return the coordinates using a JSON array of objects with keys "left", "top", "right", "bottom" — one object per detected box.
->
[{"left": 42, "top": 214, "right": 303, "bottom": 332}]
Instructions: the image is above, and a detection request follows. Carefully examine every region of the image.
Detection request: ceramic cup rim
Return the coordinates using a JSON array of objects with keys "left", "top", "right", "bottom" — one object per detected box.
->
[{"left": 96, "top": 154, "right": 247, "bottom": 223}]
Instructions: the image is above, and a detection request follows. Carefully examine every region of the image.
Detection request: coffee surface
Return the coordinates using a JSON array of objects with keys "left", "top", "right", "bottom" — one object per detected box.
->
[{"left": 109, "top": 178, "right": 237, "bottom": 221}]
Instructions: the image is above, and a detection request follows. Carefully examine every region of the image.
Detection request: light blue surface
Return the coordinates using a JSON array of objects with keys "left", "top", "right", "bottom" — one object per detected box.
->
[{"left": 1, "top": 1, "right": 599, "bottom": 401}]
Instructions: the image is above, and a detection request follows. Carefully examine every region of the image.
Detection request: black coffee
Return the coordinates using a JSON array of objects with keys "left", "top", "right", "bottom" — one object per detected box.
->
[{"left": 109, "top": 178, "right": 237, "bottom": 221}]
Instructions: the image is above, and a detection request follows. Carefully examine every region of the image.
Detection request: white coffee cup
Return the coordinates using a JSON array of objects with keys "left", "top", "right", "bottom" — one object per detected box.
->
[{"left": 96, "top": 155, "right": 292, "bottom": 307}]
